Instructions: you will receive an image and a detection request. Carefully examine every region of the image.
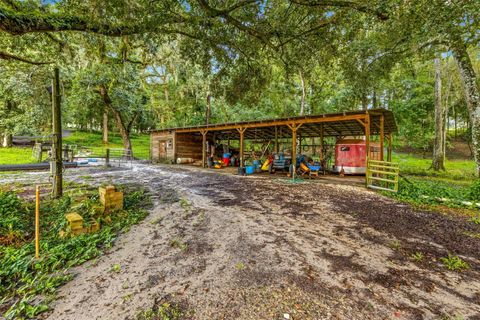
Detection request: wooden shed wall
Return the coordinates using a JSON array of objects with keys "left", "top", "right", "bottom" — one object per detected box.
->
[
  {"left": 176, "top": 132, "right": 204, "bottom": 160},
  {"left": 151, "top": 131, "right": 175, "bottom": 162}
]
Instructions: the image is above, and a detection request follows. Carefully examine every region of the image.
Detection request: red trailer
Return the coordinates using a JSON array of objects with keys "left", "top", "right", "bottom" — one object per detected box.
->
[{"left": 334, "top": 139, "right": 380, "bottom": 174}]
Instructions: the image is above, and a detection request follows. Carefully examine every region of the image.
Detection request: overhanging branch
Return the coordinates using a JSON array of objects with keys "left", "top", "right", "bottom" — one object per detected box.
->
[
  {"left": 0, "top": 50, "right": 52, "bottom": 64},
  {"left": 290, "top": 0, "right": 389, "bottom": 21},
  {"left": 0, "top": 7, "right": 185, "bottom": 36}
]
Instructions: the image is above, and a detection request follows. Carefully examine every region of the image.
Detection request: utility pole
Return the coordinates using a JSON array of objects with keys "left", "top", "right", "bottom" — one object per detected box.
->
[{"left": 51, "top": 67, "right": 63, "bottom": 198}]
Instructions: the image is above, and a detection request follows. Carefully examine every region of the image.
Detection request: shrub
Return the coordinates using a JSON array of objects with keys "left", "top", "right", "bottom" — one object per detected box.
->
[
  {"left": 467, "top": 179, "right": 480, "bottom": 202},
  {"left": 0, "top": 191, "right": 31, "bottom": 242},
  {"left": 1, "top": 188, "right": 151, "bottom": 319}
]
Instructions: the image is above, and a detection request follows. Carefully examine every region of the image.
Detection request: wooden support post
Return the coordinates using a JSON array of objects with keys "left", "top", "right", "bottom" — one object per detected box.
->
[
  {"left": 201, "top": 130, "right": 207, "bottom": 168},
  {"left": 380, "top": 115, "right": 384, "bottom": 161},
  {"left": 387, "top": 133, "right": 393, "bottom": 162},
  {"left": 287, "top": 123, "right": 303, "bottom": 178},
  {"left": 274, "top": 126, "right": 279, "bottom": 153},
  {"left": 298, "top": 134, "right": 302, "bottom": 155},
  {"left": 173, "top": 132, "right": 177, "bottom": 164},
  {"left": 35, "top": 185, "right": 40, "bottom": 259},
  {"left": 51, "top": 67, "right": 63, "bottom": 198},
  {"left": 291, "top": 127, "right": 297, "bottom": 171},
  {"left": 105, "top": 148, "right": 110, "bottom": 167},
  {"left": 365, "top": 114, "right": 371, "bottom": 187},
  {"left": 237, "top": 127, "right": 247, "bottom": 168},
  {"left": 320, "top": 123, "right": 324, "bottom": 160}
]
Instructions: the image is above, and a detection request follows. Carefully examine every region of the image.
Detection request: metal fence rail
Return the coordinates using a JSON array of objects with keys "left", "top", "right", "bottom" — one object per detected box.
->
[
  {"left": 366, "top": 159, "right": 399, "bottom": 193},
  {"left": 106, "top": 148, "right": 133, "bottom": 168}
]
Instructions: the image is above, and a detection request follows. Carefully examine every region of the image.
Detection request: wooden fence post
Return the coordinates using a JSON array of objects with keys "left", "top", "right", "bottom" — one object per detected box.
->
[
  {"left": 105, "top": 148, "right": 110, "bottom": 167},
  {"left": 51, "top": 67, "right": 63, "bottom": 198},
  {"left": 35, "top": 186, "right": 40, "bottom": 259}
]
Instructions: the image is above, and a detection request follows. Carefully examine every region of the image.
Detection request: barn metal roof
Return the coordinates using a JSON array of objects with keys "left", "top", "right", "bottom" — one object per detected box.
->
[{"left": 151, "top": 108, "right": 397, "bottom": 140}]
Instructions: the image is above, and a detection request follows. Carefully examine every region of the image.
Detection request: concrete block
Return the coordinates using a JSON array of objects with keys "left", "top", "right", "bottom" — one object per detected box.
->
[
  {"left": 99, "top": 185, "right": 123, "bottom": 212},
  {"left": 88, "top": 220, "right": 100, "bottom": 233},
  {"left": 66, "top": 212, "right": 83, "bottom": 228}
]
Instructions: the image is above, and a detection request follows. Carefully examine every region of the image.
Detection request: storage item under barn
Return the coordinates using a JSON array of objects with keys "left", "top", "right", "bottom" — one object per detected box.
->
[{"left": 333, "top": 139, "right": 381, "bottom": 175}]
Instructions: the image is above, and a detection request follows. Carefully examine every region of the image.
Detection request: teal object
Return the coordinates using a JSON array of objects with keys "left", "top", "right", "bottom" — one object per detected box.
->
[
  {"left": 245, "top": 165, "right": 255, "bottom": 174},
  {"left": 253, "top": 160, "right": 261, "bottom": 168}
]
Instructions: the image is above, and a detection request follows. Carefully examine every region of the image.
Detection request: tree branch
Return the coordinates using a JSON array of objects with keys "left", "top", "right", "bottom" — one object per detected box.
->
[
  {"left": 290, "top": 0, "right": 389, "bottom": 21},
  {"left": 276, "top": 15, "right": 338, "bottom": 48},
  {"left": 0, "top": 50, "right": 52, "bottom": 64},
  {"left": 1, "top": 0, "right": 20, "bottom": 10},
  {"left": 127, "top": 111, "right": 140, "bottom": 133},
  {"left": 0, "top": 7, "right": 185, "bottom": 36},
  {"left": 197, "top": 0, "right": 269, "bottom": 43}
]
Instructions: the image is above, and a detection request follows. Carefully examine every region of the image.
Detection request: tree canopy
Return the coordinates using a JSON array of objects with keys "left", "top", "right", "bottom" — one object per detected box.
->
[{"left": 0, "top": 0, "right": 479, "bottom": 170}]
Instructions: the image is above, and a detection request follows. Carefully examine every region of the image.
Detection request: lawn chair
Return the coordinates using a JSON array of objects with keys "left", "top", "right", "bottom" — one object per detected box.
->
[{"left": 307, "top": 164, "right": 321, "bottom": 178}]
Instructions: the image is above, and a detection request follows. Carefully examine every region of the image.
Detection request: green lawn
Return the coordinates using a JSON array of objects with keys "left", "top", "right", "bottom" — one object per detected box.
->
[
  {"left": 392, "top": 152, "right": 476, "bottom": 183},
  {"left": 0, "top": 131, "right": 150, "bottom": 165},
  {"left": 388, "top": 152, "right": 479, "bottom": 210},
  {"left": 64, "top": 131, "right": 150, "bottom": 159},
  {"left": 0, "top": 147, "right": 36, "bottom": 165}
]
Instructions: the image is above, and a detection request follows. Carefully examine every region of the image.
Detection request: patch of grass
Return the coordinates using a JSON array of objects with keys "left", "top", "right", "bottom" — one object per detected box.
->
[
  {"left": 110, "top": 264, "right": 122, "bottom": 273},
  {"left": 122, "top": 292, "right": 133, "bottom": 302},
  {"left": 192, "top": 211, "right": 205, "bottom": 227},
  {"left": 170, "top": 238, "right": 188, "bottom": 251},
  {"left": 411, "top": 252, "right": 424, "bottom": 262},
  {"left": 393, "top": 152, "right": 476, "bottom": 182},
  {"left": 0, "top": 147, "right": 36, "bottom": 165},
  {"left": 64, "top": 131, "right": 150, "bottom": 160},
  {"left": 0, "top": 187, "right": 151, "bottom": 319},
  {"left": 136, "top": 302, "right": 185, "bottom": 320},
  {"left": 179, "top": 198, "right": 191, "bottom": 211},
  {"left": 441, "top": 313, "right": 465, "bottom": 320},
  {"left": 150, "top": 216, "right": 164, "bottom": 225},
  {"left": 440, "top": 254, "right": 470, "bottom": 271},
  {"left": 235, "top": 262, "right": 245, "bottom": 270},
  {"left": 389, "top": 240, "right": 401, "bottom": 250},
  {"left": 0, "top": 131, "right": 150, "bottom": 165},
  {"left": 386, "top": 176, "right": 479, "bottom": 210},
  {"left": 469, "top": 216, "right": 480, "bottom": 225}
]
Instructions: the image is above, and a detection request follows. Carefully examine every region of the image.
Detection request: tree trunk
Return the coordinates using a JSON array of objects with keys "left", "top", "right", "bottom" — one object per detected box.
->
[
  {"left": 432, "top": 57, "right": 446, "bottom": 171},
  {"left": 1, "top": 100, "right": 13, "bottom": 147},
  {"left": 2, "top": 133, "right": 12, "bottom": 147},
  {"left": 361, "top": 93, "right": 368, "bottom": 110},
  {"left": 451, "top": 41, "right": 480, "bottom": 175},
  {"left": 102, "top": 107, "right": 108, "bottom": 144},
  {"left": 443, "top": 70, "right": 453, "bottom": 157},
  {"left": 299, "top": 71, "right": 306, "bottom": 116},
  {"left": 454, "top": 104, "right": 457, "bottom": 138},
  {"left": 206, "top": 93, "right": 211, "bottom": 125},
  {"left": 99, "top": 85, "right": 133, "bottom": 156}
]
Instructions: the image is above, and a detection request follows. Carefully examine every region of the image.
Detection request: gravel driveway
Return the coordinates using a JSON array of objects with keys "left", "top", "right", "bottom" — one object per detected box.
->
[{"left": 1, "top": 163, "right": 479, "bottom": 319}]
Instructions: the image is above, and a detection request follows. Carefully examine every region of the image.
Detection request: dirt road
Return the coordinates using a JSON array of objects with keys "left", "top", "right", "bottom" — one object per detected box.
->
[{"left": 2, "top": 163, "right": 479, "bottom": 319}]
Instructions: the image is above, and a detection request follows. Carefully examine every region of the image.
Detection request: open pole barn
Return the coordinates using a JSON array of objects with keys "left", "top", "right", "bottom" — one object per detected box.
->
[{"left": 150, "top": 108, "right": 397, "bottom": 185}]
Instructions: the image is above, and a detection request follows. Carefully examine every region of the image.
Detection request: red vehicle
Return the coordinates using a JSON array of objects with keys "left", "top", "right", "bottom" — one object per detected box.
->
[{"left": 334, "top": 139, "right": 380, "bottom": 174}]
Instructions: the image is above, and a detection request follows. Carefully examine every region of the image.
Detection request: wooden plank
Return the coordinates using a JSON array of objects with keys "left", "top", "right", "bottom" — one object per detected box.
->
[
  {"left": 369, "top": 160, "right": 399, "bottom": 165},
  {"left": 380, "top": 115, "right": 384, "bottom": 161},
  {"left": 368, "top": 164, "right": 399, "bottom": 170},
  {"left": 368, "top": 169, "right": 399, "bottom": 175},
  {"left": 368, "top": 185, "right": 398, "bottom": 193},
  {"left": 368, "top": 176, "right": 396, "bottom": 183}
]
